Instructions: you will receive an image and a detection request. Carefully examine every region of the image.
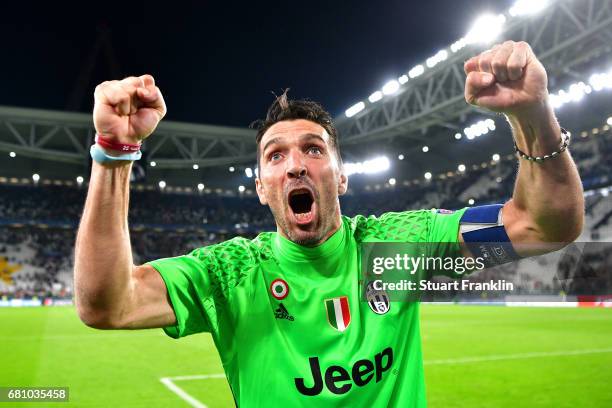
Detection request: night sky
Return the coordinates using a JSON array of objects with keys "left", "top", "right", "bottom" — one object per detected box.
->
[{"left": 0, "top": 0, "right": 514, "bottom": 127}]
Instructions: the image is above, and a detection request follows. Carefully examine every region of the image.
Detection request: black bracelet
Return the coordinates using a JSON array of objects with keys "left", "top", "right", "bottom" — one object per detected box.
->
[{"left": 514, "top": 128, "right": 571, "bottom": 163}]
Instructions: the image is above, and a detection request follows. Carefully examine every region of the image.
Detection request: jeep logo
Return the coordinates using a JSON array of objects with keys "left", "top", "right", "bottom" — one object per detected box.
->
[{"left": 294, "top": 347, "right": 393, "bottom": 396}]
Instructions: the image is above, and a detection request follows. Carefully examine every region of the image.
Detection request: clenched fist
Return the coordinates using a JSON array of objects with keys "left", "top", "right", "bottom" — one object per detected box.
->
[
  {"left": 464, "top": 41, "right": 548, "bottom": 117},
  {"left": 93, "top": 75, "right": 167, "bottom": 144}
]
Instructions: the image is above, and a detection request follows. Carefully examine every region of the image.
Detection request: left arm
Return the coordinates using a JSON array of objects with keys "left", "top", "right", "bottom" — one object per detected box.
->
[
  {"left": 461, "top": 41, "right": 584, "bottom": 256},
  {"left": 503, "top": 102, "right": 584, "bottom": 255}
]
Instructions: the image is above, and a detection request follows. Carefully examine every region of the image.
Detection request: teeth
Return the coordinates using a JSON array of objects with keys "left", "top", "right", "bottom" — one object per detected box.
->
[{"left": 295, "top": 211, "right": 312, "bottom": 221}]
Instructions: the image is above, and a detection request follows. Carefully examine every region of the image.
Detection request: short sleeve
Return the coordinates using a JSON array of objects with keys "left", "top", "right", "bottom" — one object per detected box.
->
[
  {"left": 351, "top": 209, "right": 466, "bottom": 246},
  {"left": 426, "top": 208, "right": 471, "bottom": 277},
  {"left": 352, "top": 210, "right": 432, "bottom": 242},
  {"left": 147, "top": 236, "right": 258, "bottom": 339},
  {"left": 426, "top": 208, "right": 467, "bottom": 258},
  {"left": 148, "top": 253, "right": 216, "bottom": 338}
]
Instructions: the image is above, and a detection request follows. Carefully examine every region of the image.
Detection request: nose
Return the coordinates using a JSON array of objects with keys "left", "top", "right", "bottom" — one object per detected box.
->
[{"left": 286, "top": 150, "right": 307, "bottom": 179}]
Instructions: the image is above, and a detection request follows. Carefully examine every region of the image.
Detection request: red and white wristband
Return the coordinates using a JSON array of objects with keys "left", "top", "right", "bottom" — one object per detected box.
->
[
  {"left": 95, "top": 134, "right": 142, "bottom": 152},
  {"left": 90, "top": 134, "right": 143, "bottom": 163}
]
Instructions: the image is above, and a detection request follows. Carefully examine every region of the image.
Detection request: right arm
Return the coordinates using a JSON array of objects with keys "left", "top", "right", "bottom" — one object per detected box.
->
[{"left": 74, "top": 75, "right": 172, "bottom": 329}]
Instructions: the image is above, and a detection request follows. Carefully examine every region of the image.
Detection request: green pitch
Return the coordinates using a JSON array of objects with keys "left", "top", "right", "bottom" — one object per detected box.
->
[{"left": 1, "top": 305, "right": 611, "bottom": 407}]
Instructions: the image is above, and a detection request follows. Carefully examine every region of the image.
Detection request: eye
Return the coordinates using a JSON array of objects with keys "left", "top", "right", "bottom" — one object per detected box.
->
[
  {"left": 270, "top": 152, "right": 282, "bottom": 161},
  {"left": 307, "top": 146, "right": 322, "bottom": 155}
]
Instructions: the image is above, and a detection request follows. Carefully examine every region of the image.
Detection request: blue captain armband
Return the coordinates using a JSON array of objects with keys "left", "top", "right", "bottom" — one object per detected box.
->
[{"left": 460, "top": 204, "right": 522, "bottom": 267}]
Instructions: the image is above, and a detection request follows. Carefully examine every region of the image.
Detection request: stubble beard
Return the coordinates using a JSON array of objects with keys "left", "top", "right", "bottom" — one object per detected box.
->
[
  {"left": 270, "top": 202, "right": 325, "bottom": 247},
  {"left": 286, "top": 226, "right": 326, "bottom": 247},
  {"left": 271, "top": 194, "right": 340, "bottom": 247}
]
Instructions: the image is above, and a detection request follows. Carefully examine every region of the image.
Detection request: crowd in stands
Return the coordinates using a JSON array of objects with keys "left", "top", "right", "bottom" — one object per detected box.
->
[
  {"left": 0, "top": 228, "right": 73, "bottom": 298},
  {"left": 1, "top": 129, "right": 611, "bottom": 299}
]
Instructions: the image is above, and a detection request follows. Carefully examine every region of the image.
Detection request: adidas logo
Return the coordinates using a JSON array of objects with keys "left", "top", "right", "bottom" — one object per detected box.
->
[{"left": 275, "top": 303, "right": 295, "bottom": 321}]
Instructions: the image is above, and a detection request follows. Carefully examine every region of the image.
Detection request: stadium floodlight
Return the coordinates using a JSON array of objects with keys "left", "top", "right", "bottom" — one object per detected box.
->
[
  {"left": 601, "top": 71, "right": 612, "bottom": 88},
  {"left": 451, "top": 37, "right": 467, "bottom": 53},
  {"left": 238, "top": 185, "right": 245, "bottom": 193},
  {"left": 192, "top": 164, "right": 199, "bottom": 170},
  {"left": 158, "top": 180, "right": 166, "bottom": 189},
  {"left": 509, "top": 0, "right": 548, "bottom": 17},
  {"left": 398, "top": 75, "right": 409, "bottom": 85},
  {"left": 496, "top": 177, "right": 502, "bottom": 183},
  {"left": 422, "top": 146, "right": 429, "bottom": 153},
  {"left": 382, "top": 80, "right": 400, "bottom": 95},
  {"left": 344, "top": 156, "right": 390, "bottom": 176},
  {"left": 454, "top": 132, "right": 462, "bottom": 140},
  {"left": 245, "top": 167, "right": 253, "bottom": 178},
  {"left": 388, "top": 178, "right": 396, "bottom": 186},
  {"left": 254, "top": 167, "right": 259, "bottom": 178},
  {"left": 408, "top": 65, "right": 424, "bottom": 79},
  {"left": 197, "top": 183, "right": 205, "bottom": 191},
  {"left": 424, "top": 172, "right": 432, "bottom": 180},
  {"left": 426, "top": 56, "right": 435, "bottom": 68},
  {"left": 589, "top": 73, "right": 605, "bottom": 91},
  {"left": 76, "top": 176, "right": 84, "bottom": 184},
  {"left": 368, "top": 91, "right": 383, "bottom": 103},
  {"left": 465, "top": 14, "right": 506, "bottom": 45},
  {"left": 588, "top": 71, "right": 612, "bottom": 92},
  {"left": 492, "top": 153, "right": 500, "bottom": 161},
  {"left": 426, "top": 50, "right": 448, "bottom": 68},
  {"left": 458, "top": 164, "right": 466, "bottom": 172},
  {"left": 568, "top": 82, "right": 588, "bottom": 102},
  {"left": 9, "top": 151, "right": 16, "bottom": 158},
  {"left": 607, "top": 117, "right": 612, "bottom": 126},
  {"left": 32, "top": 173, "right": 40, "bottom": 182},
  {"left": 150, "top": 161, "right": 156, "bottom": 167},
  {"left": 345, "top": 101, "right": 365, "bottom": 118},
  {"left": 602, "top": 71, "right": 611, "bottom": 88},
  {"left": 464, "top": 118, "right": 496, "bottom": 139},
  {"left": 398, "top": 154, "right": 405, "bottom": 160},
  {"left": 229, "top": 166, "right": 235, "bottom": 172},
  {"left": 550, "top": 90, "right": 568, "bottom": 108},
  {"left": 468, "top": 198, "right": 475, "bottom": 205},
  {"left": 550, "top": 80, "right": 598, "bottom": 109}
]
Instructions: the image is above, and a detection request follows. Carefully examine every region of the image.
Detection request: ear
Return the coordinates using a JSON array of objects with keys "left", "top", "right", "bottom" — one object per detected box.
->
[
  {"left": 337, "top": 172, "right": 348, "bottom": 196},
  {"left": 255, "top": 178, "right": 268, "bottom": 205}
]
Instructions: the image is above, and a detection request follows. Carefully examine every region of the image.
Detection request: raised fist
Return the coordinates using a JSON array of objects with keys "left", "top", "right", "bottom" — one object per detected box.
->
[
  {"left": 93, "top": 75, "right": 167, "bottom": 144},
  {"left": 464, "top": 41, "right": 548, "bottom": 117}
]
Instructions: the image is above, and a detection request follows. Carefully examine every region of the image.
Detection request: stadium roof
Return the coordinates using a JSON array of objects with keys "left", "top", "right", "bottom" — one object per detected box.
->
[{"left": 1, "top": 0, "right": 612, "bottom": 190}]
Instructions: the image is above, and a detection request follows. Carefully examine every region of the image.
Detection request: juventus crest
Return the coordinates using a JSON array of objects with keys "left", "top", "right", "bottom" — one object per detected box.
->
[{"left": 365, "top": 281, "right": 390, "bottom": 315}]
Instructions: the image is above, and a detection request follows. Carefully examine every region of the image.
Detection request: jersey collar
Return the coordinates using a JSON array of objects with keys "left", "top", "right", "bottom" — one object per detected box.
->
[{"left": 272, "top": 220, "right": 346, "bottom": 262}]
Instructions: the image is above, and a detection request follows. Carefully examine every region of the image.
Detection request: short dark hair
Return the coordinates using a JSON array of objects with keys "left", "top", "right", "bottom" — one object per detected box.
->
[{"left": 250, "top": 90, "right": 341, "bottom": 171}]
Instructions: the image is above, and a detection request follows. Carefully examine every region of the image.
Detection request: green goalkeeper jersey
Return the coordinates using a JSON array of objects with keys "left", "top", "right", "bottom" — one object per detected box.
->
[{"left": 148, "top": 209, "right": 465, "bottom": 407}]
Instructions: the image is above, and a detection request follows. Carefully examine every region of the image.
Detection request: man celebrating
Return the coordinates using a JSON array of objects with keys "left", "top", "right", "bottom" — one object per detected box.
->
[{"left": 74, "top": 41, "right": 584, "bottom": 407}]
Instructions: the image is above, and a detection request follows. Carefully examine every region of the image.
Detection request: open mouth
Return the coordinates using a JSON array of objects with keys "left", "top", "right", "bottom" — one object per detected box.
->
[{"left": 288, "top": 188, "right": 315, "bottom": 225}]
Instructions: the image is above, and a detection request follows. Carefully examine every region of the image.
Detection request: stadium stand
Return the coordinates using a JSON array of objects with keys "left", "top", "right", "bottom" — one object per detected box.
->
[{"left": 1, "top": 127, "right": 611, "bottom": 298}]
